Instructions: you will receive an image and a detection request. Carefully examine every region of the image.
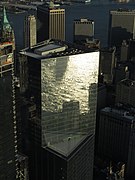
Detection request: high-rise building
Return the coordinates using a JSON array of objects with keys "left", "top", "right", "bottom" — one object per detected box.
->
[
  {"left": 37, "top": 3, "right": 65, "bottom": 43},
  {"left": 108, "top": 9, "right": 135, "bottom": 47},
  {"left": 97, "top": 105, "right": 135, "bottom": 179},
  {"left": 127, "top": 121, "right": 135, "bottom": 180},
  {"left": 113, "top": 63, "right": 130, "bottom": 84},
  {"left": 19, "top": 39, "right": 99, "bottom": 180},
  {"left": 99, "top": 47, "right": 116, "bottom": 84},
  {"left": 115, "top": 79, "right": 135, "bottom": 107},
  {"left": 120, "top": 40, "right": 129, "bottom": 61},
  {"left": 24, "top": 15, "right": 37, "bottom": 48},
  {"left": 0, "top": 7, "right": 17, "bottom": 180},
  {"left": 73, "top": 18, "right": 94, "bottom": 43},
  {"left": 128, "top": 39, "right": 135, "bottom": 60}
]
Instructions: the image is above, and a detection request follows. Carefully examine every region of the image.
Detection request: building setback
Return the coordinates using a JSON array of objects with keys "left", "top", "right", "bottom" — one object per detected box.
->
[{"left": 19, "top": 39, "right": 99, "bottom": 180}]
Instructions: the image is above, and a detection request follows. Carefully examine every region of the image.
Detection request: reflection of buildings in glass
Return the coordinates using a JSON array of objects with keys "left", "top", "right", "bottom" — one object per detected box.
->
[
  {"left": 19, "top": 39, "right": 99, "bottom": 180},
  {"left": 41, "top": 51, "right": 99, "bottom": 152},
  {"left": 42, "top": 100, "right": 81, "bottom": 151}
]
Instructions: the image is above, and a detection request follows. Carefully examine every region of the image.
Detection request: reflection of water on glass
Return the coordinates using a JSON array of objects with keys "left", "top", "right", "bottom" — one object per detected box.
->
[
  {"left": 41, "top": 51, "right": 99, "bottom": 155},
  {"left": 41, "top": 52, "right": 99, "bottom": 113}
]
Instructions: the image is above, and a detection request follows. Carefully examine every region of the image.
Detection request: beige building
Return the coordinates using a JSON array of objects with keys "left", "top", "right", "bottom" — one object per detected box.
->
[
  {"left": 108, "top": 9, "right": 135, "bottom": 47},
  {"left": 37, "top": 3, "right": 65, "bottom": 42},
  {"left": 24, "top": 15, "right": 37, "bottom": 48}
]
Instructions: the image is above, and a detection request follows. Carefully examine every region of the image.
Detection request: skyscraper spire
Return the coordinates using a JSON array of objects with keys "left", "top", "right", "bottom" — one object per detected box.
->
[{"left": 0, "top": 6, "right": 14, "bottom": 43}]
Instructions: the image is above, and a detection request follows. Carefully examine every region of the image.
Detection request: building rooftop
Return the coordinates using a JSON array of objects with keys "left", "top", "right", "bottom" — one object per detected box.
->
[
  {"left": 44, "top": 133, "right": 87, "bottom": 157},
  {"left": 74, "top": 18, "right": 94, "bottom": 23},
  {"left": 110, "top": 8, "right": 135, "bottom": 14},
  {"left": 34, "top": 43, "right": 67, "bottom": 56},
  {"left": 100, "top": 47, "right": 116, "bottom": 53},
  {"left": 20, "top": 39, "right": 97, "bottom": 59},
  {"left": 102, "top": 105, "right": 135, "bottom": 121}
]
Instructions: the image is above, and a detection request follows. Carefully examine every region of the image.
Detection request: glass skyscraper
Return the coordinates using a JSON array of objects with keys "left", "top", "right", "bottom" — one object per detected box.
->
[
  {"left": 20, "top": 39, "right": 99, "bottom": 180},
  {"left": 41, "top": 52, "right": 99, "bottom": 150}
]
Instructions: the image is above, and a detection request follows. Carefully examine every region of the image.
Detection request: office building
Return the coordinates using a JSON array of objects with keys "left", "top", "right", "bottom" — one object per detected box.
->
[
  {"left": 120, "top": 40, "right": 129, "bottom": 61},
  {"left": 73, "top": 18, "right": 94, "bottom": 43},
  {"left": 24, "top": 15, "right": 37, "bottom": 48},
  {"left": 127, "top": 122, "right": 135, "bottom": 180},
  {"left": 99, "top": 47, "right": 116, "bottom": 84},
  {"left": 115, "top": 79, "right": 135, "bottom": 107},
  {"left": 0, "top": 7, "right": 17, "bottom": 180},
  {"left": 128, "top": 39, "right": 135, "bottom": 60},
  {"left": 108, "top": 9, "right": 135, "bottom": 47},
  {"left": 19, "top": 39, "right": 99, "bottom": 180},
  {"left": 37, "top": 3, "right": 65, "bottom": 42},
  {"left": 97, "top": 105, "right": 135, "bottom": 179},
  {"left": 113, "top": 63, "right": 130, "bottom": 84},
  {"left": 95, "top": 83, "right": 107, "bottom": 152}
]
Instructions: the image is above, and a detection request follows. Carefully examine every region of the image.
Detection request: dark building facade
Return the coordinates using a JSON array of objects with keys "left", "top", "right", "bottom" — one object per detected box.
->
[
  {"left": 120, "top": 40, "right": 129, "bottom": 62},
  {"left": 108, "top": 9, "right": 135, "bottom": 47},
  {"left": 0, "top": 7, "right": 17, "bottom": 180},
  {"left": 98, "top": 106, "right": 132, "bottom": 162},
  {"left": 19, "top": 39, "right": 99, "bottom": 180},
  {"left": 115, "top": 79, "right": 135, "bottom": 107},
  {"left": 127, "top": 122, "right": 135, "bottom": 180},
  {"left": 113, "top": 63, "right": 130, "bottom": 84},
  {"left": 99, "top": 47, "right": 116, "bottom": 84},
  {"left": 97, "top": 105, "right": 135, "bottom": 179},
  {"left": 37, "top": 3, "right": 65, "bottom": 43},
  {"left": 42, "top": 134, "right": 94, "bottom": 180}
]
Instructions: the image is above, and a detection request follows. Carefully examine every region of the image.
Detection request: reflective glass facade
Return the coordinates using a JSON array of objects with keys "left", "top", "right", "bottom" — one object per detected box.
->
[
  {"left": 20, "top": 40, "right": 99, "bottom": 179},
  {"left": 41, "top": 52, "right": 99, "bottom": 156}
]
